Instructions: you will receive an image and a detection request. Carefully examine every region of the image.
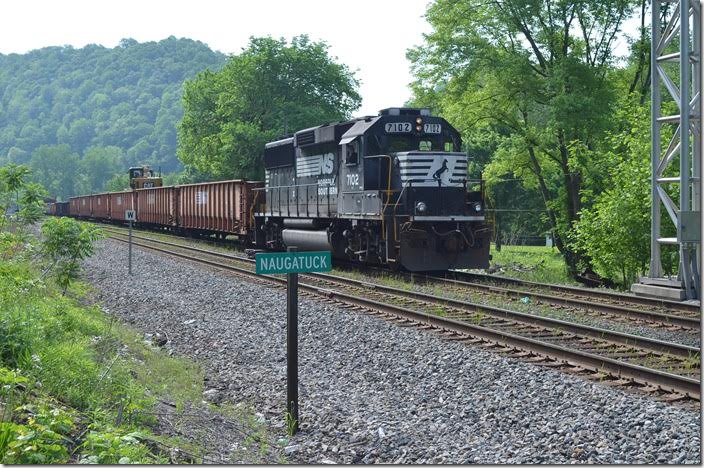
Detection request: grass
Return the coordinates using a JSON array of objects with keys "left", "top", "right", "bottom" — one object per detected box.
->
[
  {"left": 488, "top": 243, "right": 577, "bottom": 285},
  {"left": 0, "top": 226, "right": 272, "bottom": 464}
]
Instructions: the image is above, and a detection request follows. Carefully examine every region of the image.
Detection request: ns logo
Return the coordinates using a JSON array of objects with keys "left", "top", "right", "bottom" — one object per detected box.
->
[{"left": 320, "top": 153, "right": 334, "bottom": 175}]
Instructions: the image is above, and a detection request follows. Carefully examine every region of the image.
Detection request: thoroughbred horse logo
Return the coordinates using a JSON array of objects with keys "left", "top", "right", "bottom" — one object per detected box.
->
[{"left": 433, "top": 159, "right": 449, "bottom": 182}]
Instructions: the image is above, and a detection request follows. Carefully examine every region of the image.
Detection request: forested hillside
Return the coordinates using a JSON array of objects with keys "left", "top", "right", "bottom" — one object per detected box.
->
[{"left": 0, "top": 37, "right": 226, "bottom": 198}]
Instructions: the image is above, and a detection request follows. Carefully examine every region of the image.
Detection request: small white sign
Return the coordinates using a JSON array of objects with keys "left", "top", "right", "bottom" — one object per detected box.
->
[
  {"left": 424, "top": 123, "right": 442, "bottom": 134},
  {"left": 196, "top": 191, "right": 208, "bottom": 205},
  {"left": 125, "top": 210, "right": 136, "bottom": 221},
  {"left": 385, "top": 122, "right": 412, "bottom": 133}
]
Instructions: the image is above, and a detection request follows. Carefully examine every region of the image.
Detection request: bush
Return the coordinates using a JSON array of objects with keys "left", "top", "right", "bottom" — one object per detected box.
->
[
  {"left": 574, "top": 102, "right": 651, "bottom": 288},
  {"left": 41, "top": 217, "right": 103, "bottom": 294}
]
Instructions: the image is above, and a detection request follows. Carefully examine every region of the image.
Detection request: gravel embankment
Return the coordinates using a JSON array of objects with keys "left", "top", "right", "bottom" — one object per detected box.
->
[{"left": 82, "top": 239, "right": 701, "bottom": 464}]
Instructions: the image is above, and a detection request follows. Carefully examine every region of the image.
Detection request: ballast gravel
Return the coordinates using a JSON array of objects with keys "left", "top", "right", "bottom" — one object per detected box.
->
[{"left": 82, "top": 239, "right": 701, "bottom": 464}]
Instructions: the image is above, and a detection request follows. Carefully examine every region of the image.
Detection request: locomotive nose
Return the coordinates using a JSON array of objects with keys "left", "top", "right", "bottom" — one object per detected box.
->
[{"left": 444, "top": 236, "right": 460, "bottom": 252}]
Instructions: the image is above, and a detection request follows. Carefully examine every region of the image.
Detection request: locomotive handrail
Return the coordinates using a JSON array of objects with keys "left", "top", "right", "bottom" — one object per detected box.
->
[{"left": 254, "top": 183, "right": 336, "bottom": 218}]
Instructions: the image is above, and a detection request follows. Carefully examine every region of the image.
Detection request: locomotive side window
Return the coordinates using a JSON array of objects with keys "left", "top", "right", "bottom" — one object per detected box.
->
[{"left": 345, "top": 141, "right": 359, "bottom": 165}]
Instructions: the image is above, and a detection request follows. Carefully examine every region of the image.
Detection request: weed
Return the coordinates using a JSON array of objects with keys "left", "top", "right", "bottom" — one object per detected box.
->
[
  {"left": 682, "top": 351, "right": 700, "bottom": 371},
  {"left": 471, "top": 311, "right": 485, "bottom": 325},
  {"left": 285, "top": 409, "right": 298, "bottom": 436},
  {"left": 77, "top": 426, "right": 167, "bottom": 464}
]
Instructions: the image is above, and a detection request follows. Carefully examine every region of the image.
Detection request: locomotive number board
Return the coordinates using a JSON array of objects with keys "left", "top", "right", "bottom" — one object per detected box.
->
[
  {"left": 384, "top": 122, "right": 442, "bottom": 134},
  {"left": 385, "top": 122, "right": 412, "bottom": 133}
]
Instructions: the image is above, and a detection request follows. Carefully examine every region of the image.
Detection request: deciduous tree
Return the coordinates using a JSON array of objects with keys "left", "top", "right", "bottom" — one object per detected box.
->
[
  {"left": 408, "top": 0, "right": 637, "bottom": 275},
  {"left": 178, "top": 35, "right": 361, "bottom": 180}
]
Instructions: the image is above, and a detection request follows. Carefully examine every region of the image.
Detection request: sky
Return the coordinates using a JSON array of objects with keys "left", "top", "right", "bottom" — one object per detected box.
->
[
  {"left": 0, "top": 0, "right": 434, "bottom": 117},
  {"left": 1, "top": 0, "right": 642, "bottom": 117}
]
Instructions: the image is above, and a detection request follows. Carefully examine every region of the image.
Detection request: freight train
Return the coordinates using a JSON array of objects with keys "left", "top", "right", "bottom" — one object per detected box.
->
[{"left": 50, "top": 108, "right": 491, "bottom": 271}]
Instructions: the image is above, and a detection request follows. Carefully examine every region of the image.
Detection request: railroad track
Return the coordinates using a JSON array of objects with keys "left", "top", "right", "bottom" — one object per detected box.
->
[
  {"left": 388, "top": 271, "right": 699, "bottom": 331},
  {"left": 103, "top": 229, "right": 701, "bottom": 400},
  {"left": 101, "top": 225, "right": 700, "bottom": 331},
  {"left": 441, "top": 270, "right": 700, "bottom": 316}
]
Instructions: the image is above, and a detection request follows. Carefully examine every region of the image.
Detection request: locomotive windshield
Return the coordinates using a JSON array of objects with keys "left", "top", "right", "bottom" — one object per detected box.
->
[
  {"left": 365, "top": 133, "right": 460, "bottom": 155},
  {"left": 387, "top": 135, "right": 457, "bottom": 153}
]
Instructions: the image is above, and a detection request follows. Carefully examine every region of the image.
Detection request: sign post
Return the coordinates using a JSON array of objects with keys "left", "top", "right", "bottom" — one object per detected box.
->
[
  {"left": 255, "top": 248, "right": 332, "bottom": 434},
  {"left": 286, "top": 247, "right": 299, "bottom": 434},
  {"left": 125, "top": 210, "right": 136, "bottom": 275}
]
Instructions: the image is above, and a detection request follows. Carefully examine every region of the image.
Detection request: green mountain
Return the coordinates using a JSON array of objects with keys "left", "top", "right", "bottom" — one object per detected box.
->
[{"left": 0, "top": 37, "right": 227, "bottom": 173}]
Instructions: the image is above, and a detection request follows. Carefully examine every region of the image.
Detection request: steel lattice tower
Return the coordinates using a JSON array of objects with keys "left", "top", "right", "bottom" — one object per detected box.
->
[{"left": 645, "top": 0, "right": 702, "bottom": 300}]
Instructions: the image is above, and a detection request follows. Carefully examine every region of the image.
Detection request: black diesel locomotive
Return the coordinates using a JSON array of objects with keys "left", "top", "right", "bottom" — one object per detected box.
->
[{"left": 255, "top": 108, "right": 490, "bottom": 271}]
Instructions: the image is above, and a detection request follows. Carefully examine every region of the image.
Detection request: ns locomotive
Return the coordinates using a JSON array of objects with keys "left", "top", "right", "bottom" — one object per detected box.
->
[{"left": 255, "top": 107, "right": 490, "bottom": 271}]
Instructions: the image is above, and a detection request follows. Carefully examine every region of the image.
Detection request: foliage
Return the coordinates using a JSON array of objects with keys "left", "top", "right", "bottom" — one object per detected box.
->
[
  {"left": 28, "top": 144, "right": 81, "bottom": 201},
  {"left": 489, "top": 244, "right": 576, "bottom": 285},
  {"left": 1, "top": 403, "right": 74, "bottom": 464},
  {"left": 80, "top": 146, "right": 124, "bottom": 194},
  {"left": 104, "top": 173, "right": 131, "bottom": 192},
  {"left": 0, "top": 227, "right": 206, "bottom": 463},
  {"left": 0, "top": 37, "right": 226, "bottom": 178},
  {"left": 40, "top": 217, "right": 104, "bottom": 294},
  {"left": 78, "top": 428, "right": 165, "bottom": 464},
  {"left": 574, "top": 101, "right": 651, "bottom": 288},
  {"left": 178, "top": 35, "right": 361, "bottom": 180},
  {"left": 0, "top": 164, "right": 47, "bottom": 231},
  {"left": 408, "top": 0, "right": 641, "bottom": 275}
]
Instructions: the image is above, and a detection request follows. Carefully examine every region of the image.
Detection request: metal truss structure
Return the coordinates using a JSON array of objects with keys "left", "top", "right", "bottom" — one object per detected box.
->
[{"left": 649, "top": 0, "right": 702, "bottom": 300}]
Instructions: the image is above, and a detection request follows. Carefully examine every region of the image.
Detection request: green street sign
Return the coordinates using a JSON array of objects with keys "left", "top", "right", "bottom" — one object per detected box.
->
[{"left": 256, "top": 251, "right": 332, "bottom": 275}]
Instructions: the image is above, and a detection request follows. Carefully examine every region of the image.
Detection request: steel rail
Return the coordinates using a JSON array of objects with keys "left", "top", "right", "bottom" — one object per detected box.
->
[
  {"left": 101, "top": 224, "right": 699, "bottom": 316},
  {"left": 106, "top": 234, "right": 701, "bottom": 398},
  {"left": 106, "top": 229, "right": 699, "bottom": 342},
  {"left": 412, "top": 275, "right": 700, "bottom": 329},
  {"left": 443, "top": 271, "right": 700, "bottom": 314}
]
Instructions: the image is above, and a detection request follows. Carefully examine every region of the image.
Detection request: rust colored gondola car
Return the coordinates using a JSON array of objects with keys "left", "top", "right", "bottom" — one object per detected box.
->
[
  {"left": 108, "top": 191, "right": 136, "bottom": 221},
  {"left": 69, "top": 196, "right": 93, "bottom": 218},
  {"left": 48, "top": 201, "right": 70, "bottom": 216},
  {"left": 178, "top": 180, "right": 263, "bottom": 239},
  {"left": 91, "top": 193, "right": 111, "bottom": 220},
  {"left": 136, "top": 186, "right": 177, "bottom": 227}
]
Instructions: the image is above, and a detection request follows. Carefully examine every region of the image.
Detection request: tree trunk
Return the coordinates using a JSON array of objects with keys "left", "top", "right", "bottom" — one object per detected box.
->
[{"left": 526, "top": 145, "right": 563, "bottom": 254}]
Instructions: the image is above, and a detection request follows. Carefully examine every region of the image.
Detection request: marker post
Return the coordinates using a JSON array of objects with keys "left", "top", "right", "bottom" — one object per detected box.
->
[
  {"left": 286, "top": 246, "right": 299, "bottom": 433},
  {"left": 128, "top": 219, "right": 133, "bottom": 275},
  {"left": 125, "top": 210, "right": 136, "bottom": 275},
  {"left": 254, "top": 248, "right": 332, "bottom": 435}
]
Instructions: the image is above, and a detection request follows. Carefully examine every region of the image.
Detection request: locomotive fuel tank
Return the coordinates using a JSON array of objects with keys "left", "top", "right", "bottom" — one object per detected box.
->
[{"left": 281, "top": 229, "right": 331, "bottom": 251}]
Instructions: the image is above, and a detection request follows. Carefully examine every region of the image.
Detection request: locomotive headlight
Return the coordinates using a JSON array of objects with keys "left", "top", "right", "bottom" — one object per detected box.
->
[
  {"left": 416, "top": 117, "right": 423, "bottom": 125},
  {"left": 416, "top": 201, "right": 428, "bottom": 214},
  {"left": 473, "top": 202, "right": 482, "bottom": 212},
  {"left": 416, "top": 117, "right": 423, "bottom": 132}
]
